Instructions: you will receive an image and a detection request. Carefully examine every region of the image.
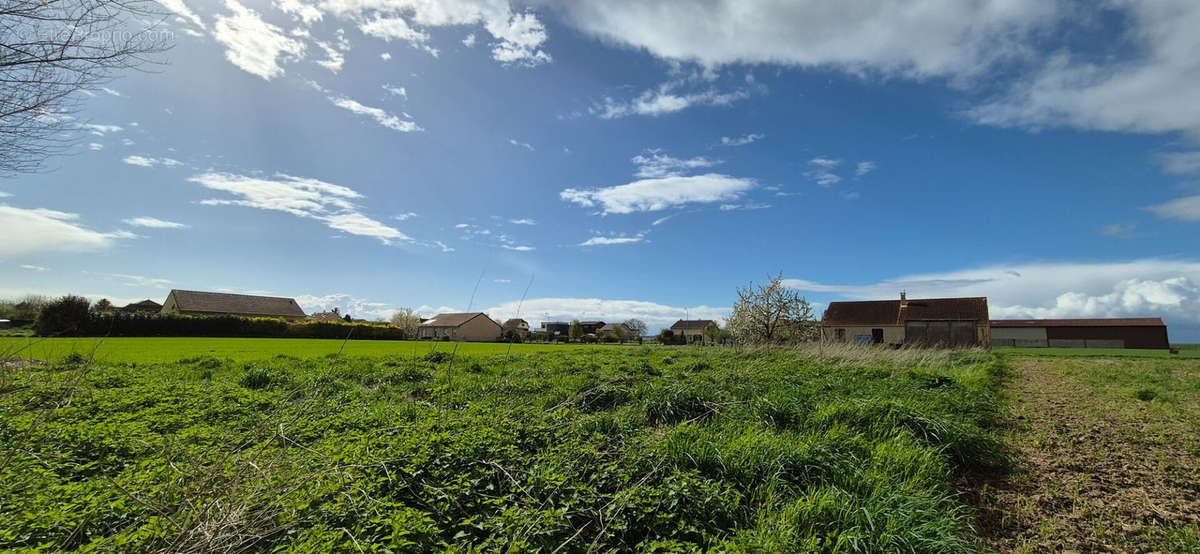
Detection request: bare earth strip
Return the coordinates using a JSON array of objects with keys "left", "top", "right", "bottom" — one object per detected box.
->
[{"left": 972, "top": 356, "right": 1200, "bottom": 552}]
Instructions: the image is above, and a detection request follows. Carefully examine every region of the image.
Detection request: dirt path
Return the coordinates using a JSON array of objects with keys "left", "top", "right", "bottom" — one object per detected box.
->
[{"left": 972, "top": 358, "right": 1200, "bottom": 553}]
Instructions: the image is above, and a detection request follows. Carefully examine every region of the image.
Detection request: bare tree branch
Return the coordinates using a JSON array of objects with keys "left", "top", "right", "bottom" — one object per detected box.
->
[{"left": 0, "top": 0, "right": 172, "bottom": 176}]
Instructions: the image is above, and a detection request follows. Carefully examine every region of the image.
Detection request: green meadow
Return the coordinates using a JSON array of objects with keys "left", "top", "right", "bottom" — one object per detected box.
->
[
  {"left": 0, "top": 345, "right": 1006, "bottom": 552},
  {"left": 0, "top": 336, "right": 592, "bottom": 364}
]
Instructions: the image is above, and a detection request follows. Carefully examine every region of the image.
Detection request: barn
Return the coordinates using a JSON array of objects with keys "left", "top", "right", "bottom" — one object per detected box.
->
[
  {"left": 989, "top": 318, "right": 1170, "bottom": 349},
  {"left": 821, "top": 293, "right": 990, "bottom": 348}
]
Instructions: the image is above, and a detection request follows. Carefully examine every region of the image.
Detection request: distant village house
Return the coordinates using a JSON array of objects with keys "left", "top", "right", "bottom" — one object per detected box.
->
[
  {"left": 160, "top": 290, "right": 307, "bottom": 320},
  {"left": 671, "top": 320, "right": 719, "bottom": 345},
  {"left": 418, "top": 312, "right": 502, "bottom": 341}
]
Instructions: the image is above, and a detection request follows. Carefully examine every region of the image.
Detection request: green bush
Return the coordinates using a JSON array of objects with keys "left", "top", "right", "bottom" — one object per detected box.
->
[
  {"left": 32, "top": 311, "right": 407, "bottom": 340},
  {"left": 33, "top": 295, "right": 91, "bottom": 336}
]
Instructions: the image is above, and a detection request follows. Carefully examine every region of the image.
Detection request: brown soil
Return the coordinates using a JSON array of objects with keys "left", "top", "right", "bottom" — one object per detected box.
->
[
  {"left": 0, "top": 356, "right": 47, "bottom": 369},
  {"left": 970, "top": 359, "right": 1200, "bottom": 553}
]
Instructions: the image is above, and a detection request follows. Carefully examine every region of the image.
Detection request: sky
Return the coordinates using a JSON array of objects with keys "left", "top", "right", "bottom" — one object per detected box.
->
[{"left": 2, "top": 0, "right": 1199, "bottom": 339}]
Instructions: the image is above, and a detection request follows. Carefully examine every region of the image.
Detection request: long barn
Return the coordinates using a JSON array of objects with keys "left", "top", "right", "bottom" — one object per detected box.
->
[{"left": 989, "top": 318, "right": 1169, "bottom": 349}]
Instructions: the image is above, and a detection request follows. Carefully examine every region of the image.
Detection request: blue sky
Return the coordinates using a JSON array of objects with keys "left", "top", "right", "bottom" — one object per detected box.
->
[{"left": 3, "top": 0, "right": 1200, "bottom": 339}]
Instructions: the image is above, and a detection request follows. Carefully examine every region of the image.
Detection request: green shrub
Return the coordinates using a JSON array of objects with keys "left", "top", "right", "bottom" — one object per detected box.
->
[{"left": 34, "top": 295, "right": 91, "bottom": 336}]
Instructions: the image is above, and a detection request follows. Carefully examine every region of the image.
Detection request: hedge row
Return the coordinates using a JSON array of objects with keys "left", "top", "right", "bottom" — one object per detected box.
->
[{"left": 37, "top": 312, "right": 408, "bottom": 340}]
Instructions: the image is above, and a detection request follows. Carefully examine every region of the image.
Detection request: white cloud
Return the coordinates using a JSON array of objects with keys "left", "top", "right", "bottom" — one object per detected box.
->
[
  {"left": 213, "top": 0, "right": 306, "bottom": 80},
  {"left": 83, "top": 123, "right": 123, "bottom": 136},
  {"left": 88, "top": 272, "right": 173, "bottom": 288},
  {"left": 785, "top": 259, "right": 1200, "bottom": 327},
  {"left": 380, "top": 52, "right": 392, "bottom": 60},
  {"left": 579, "top": 236, "right": 643, "bottom": 246},
  {"left": 493, "top": 278, "right": 511, "bottom": 283},
  {"left": 394, "top": 211, "right": 418, "bottom": 220},
  {"left": 0, "top": 205, "right": 134, "bottom": 257},
  {"left": 856, "top": 161, "right": 877, "bottom": 176},
  {"left": 122, "top": 155, "right": 182, "bottom": 168},
  {"left": 382, "top": 84, "right": 407, "bottom": 98},
  {"left": 191, "top": 172, "right": 413, "bottom": 244},
  {"left": 1158, "top": 152, "right": 1200, "bottom": 175},
  {"left": 805, "top": 157, "right": 842, "bottom": 186},
  {"left": 462, "top": 33, "right": 477, "bottom": 47},
  {"left": 20, "top": 264, "right": 48, "bottom": 271},
  {"left": 88, "top": 143, "right": 103, "bottom": 151},
  {"left": 329, "top": 96, "right": 421, "bottom": 132},
  {"left": 276, "top": 0, "right": 322, "bottom": 24},
  {"left": 122, "top": 217, "right": 189, "bottom": 229},
  {"left": 651, "top": 214, "right": 675, "bottom": 226},
  {"left": 719, "top": 202, "right": 771, "bottom": 211},
  {"left": 593, "top": 83, "right": 751, "bottom": 119},
  {"left": 432, "top": 240, "right": 454, "bottom": 252},
  {"left": 632, "top": 149, "right": 720, "bottom": 178},
  {"left": 295, "top": 292, "right": 396, "bottom": 321},
  {"left": 455, "top": 223, "right": 470, "bottom": 228},
  {"left": 315, "top": 40, "right": 346, "bottom": 72},
  {"left": 562, "top": 173, "right": 754, "bottom": 215},
  {"left": 1100, "top": 223, "right": 1136, "bottom": 237},
  {"left": 502, "top": 245, "right": 534, "bottom": 251},
  {"left": 314, "top": 0, "right": 550, "bottom": 66},
  {"left": 967, "top": 2, "right": 1200, "bottom": 138},
  {"left": 509, "top": 218, "right": 535, "bottom": 225},
  {"left": 1147, "top": 195, "right": 1200, "bottom": 222},
  {"left": 557, "top": 0, "right": 1057, "bottom": 80},
  {"left": 0, "top": 192, "right": 10, "bottom": 198},
  {"left": 508, "top": 138, "right": 534, "bottom": 151},
  {"left": 485, "top": 297, "right": 729, "bottom": 331},
  {"left": 160, "top": 0, "right": 207, "bottom": 30},
  {"left": 720, "top": 133, "right": 764, "bottom": 146},
  {"left": 100, "top": 87, "right": 123, "bottom": 97}
]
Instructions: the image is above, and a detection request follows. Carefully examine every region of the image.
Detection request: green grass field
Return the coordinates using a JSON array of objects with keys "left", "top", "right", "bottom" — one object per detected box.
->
[
  {"left": 0, "top": 336, "right": 624, "bottom": 364},
  {"left": 994, "top": 346, "right": 1200, "bottom": 358},
  {"left": 0, "top": 344, "right": 1007, "bottom": 552}
]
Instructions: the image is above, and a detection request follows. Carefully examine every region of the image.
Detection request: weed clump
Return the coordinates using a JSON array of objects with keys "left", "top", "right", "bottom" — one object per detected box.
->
[
  {"left": 645, "top": 383, "right": 720, "bottom": 424},
  {"left": 1133, "top": 388, "right": 1157, "bottom": 401},
  {"left": 423, "top": 351, "right": 451, "bottom": 363}
]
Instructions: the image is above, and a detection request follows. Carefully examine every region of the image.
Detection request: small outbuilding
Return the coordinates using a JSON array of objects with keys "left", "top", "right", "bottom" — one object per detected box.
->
[
  {"left": 990, "top": 318, "right": 1169, "bottom": 349},
  {"left": 160, "top": 290, "right": 306, "bottom": 320},
  {"left": 418, "top": 312, "right": 502, "bottom": 341}
]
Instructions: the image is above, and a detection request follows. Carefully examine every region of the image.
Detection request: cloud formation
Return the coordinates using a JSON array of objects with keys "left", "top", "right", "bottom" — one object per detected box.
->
[
  {"left": 191, "top": 172, "right": 413, "bottom": 244},
  {"left": 213, "top": 0, "right": 306, "bottom": 80},
  {"left": 122, "top": 155, "right": 182, "bottom": 168},
  {"left": 720, "top": 133, "right": 764, "bottom": 146},
  {"left": 562, "top": 173, "right": 754, "bottom": 215},
  {"left": 632, "top": 149, "right": 721, "bottom": 178},
  {"left": 785, "top": 259, "right": 1200, "bottom": 329},
  {"left": 122, "top": 217, "right": 189, "bottom": 229},
  {"left": 0, "top": 206, "right": 134, "bottom": 257},
  {"left": 329, "top": 96, "right": 421, "bottom": 132}
]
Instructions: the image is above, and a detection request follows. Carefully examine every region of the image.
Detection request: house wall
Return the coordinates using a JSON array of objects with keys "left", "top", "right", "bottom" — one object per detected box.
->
[
  {"left": 822, "top": 325, "right": 904, "bottom": 344},
  {"left": 1046, "top": 326, "right": 1169, "bottom": 350},
  {"left": 454, "top": 315, "right": 502, "bottom": 341},
  {"left": 823, "top": 323, "right": 990, "bottom": 347}
]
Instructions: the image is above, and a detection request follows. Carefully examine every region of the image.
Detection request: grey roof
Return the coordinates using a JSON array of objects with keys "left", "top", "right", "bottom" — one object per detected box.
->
[
  {"left": 420, "top": 312, "right": 493, "bottom": 328},
  {"left": 671, "top": 319, "right": 717, "bottom": 330},
  {"left": 121, "top": 299, "right": 163, "bottom": 312},
  {"left": 168, "top": 289, "right": 306, "bottom": 318}
]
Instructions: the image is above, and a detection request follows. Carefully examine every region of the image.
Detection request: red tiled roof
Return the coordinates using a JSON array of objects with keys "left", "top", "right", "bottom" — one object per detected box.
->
[
  {"left": 822, "top": 297, "right": 989, "bottom": 326},
  {"left": 990, "top": 318, "right": 1165, "bottom": 327}
]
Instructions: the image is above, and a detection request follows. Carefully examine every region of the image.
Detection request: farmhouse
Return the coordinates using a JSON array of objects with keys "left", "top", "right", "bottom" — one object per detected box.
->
[
  {"left": 418, "top": 312, "right": 502, "bottom": 341},
  {"left": 120, "top": 299, "right": 162, "bottom": 313},
  {"left": 160, "top": 290, "right": 306, "bottom": 320},
  {"left": 598, "top": 322, "right": 631, "bottom": 339},
  {"left": 671, "top": 319, "right": 719, "bottom": 344},
  {"left": 307, "top": 307, "right": 348, "bottom": 322},
  {"left": 990, "top": 318, "right": 1169, "bottom": 349},
  {"left": 822, "top": 294, "right": 990, "bottom": 348},
  {"left": 542, "top": 322, "right": 571, "bottom": 336}
]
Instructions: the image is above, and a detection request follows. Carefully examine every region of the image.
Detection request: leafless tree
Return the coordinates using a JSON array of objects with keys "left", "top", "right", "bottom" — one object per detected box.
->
[
  {"left": 389, "top": 307, "right": 420, "bottom": 336},
  {"left": 622, "top": 318, "right": 647, "bottom": 338},
  {"left": 1, "top": 0, "right": 171, "bottom": 176},
  {"left": 727, "top": 272, "right": 819, "bottom": 344}
]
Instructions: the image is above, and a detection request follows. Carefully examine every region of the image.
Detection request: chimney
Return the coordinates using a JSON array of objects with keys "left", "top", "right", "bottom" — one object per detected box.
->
[
  {"left": 332, "top": 307, "right": 339, "bottom": 315},
  {"left": 900, "top": 291, "right": 908, "bottom": 309}
]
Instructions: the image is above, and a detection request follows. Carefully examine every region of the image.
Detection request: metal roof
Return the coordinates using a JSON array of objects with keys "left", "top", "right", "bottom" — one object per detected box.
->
[{"left": 989, "top": 318, "right": 1165, "bottom": 327}]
